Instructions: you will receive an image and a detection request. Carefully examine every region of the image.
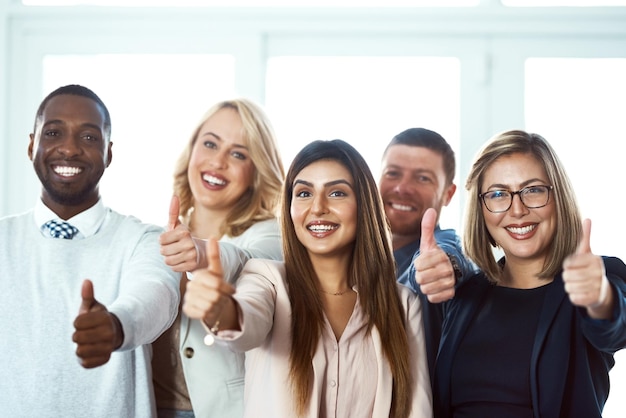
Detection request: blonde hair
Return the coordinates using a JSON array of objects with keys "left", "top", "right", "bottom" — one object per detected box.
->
[
  {"left": 281, "top": 139, "right": 412, "bottom": 418},
  {"left": 464, "top": 129, "right": 582, "bottom": 283},
  {"left": 172, "top": 99, "right": 284, "bottom": 237}
]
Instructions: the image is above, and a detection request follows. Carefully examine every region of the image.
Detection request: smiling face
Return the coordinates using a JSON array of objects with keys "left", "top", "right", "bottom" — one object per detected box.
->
[
  {"left": 481, "top": 152, "right": 557, "bottom": 267},
  {"left": 28, "top": 94, "right": 112, "bottom": 218},
  {"left": 290, "top": 159, "right": 358, "bottom": 260},
  {"left": 379, "top": 144, "right": 455, "bottom": 247},
  {"left": 187, "top": 107, "right": 255, "bottom": 216}
]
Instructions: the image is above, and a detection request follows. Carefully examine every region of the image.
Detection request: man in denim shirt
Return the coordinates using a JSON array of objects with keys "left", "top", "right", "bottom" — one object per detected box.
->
[{"left": 379, "top": 128, "right": 475, "bottom": 380}]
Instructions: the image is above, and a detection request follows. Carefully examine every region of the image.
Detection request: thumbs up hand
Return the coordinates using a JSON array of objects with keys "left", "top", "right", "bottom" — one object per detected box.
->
[
  {"left": 563, "top": 219, "right": 613, "bottom": 319},
  {"left": 159, "top": 195, "right": 201, "bottom": 272},
  {"left": 183, "top": 238, "right": 239, "bottom": 333},
  {"left": 72, "top": 279, "right": 124, "bottom": 368},
  {"left": 413, "top": 208, "right": 456, "bottom": 303}
]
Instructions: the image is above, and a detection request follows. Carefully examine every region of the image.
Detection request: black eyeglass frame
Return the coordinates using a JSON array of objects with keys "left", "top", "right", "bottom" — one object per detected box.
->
[{"left": 479, "top": 185, "right": 554, "bottom": 213}]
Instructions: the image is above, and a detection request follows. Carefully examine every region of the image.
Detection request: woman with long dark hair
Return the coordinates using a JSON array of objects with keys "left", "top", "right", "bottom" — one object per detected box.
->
[{"left": 183, "top": 139, "right": 432, "bottom": 418}]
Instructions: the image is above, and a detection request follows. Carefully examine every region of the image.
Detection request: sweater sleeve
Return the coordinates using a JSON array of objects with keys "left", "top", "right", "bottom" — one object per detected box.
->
[{"left": 109, "top": 218, "right": 181, "bottom": 351}]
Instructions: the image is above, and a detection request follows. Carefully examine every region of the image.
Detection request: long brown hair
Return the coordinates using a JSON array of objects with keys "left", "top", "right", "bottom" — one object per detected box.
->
[
  {"left": 172, "top": 99, "right": 284, "bottom": 237},
  {"left": 281, "top": 139, "right": 412, "bottom": 418},
  {"left": 464, "top": 129, "right": 582, "bottom": 283}
]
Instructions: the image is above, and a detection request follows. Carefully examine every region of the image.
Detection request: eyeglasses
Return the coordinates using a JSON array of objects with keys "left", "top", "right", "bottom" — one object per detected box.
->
[{"left": 479, "top": 185, "right": 553, "bottom": 213}]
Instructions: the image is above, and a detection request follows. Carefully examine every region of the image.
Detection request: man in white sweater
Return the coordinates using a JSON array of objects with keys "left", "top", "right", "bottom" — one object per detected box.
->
[{"left": 0, "top": 84, "right": 181, "bottom": 417}]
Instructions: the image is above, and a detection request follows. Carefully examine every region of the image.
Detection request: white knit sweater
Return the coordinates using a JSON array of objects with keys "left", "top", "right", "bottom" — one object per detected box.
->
[{"left": 0, "top": 208, "right": 180, "bottom": 418}]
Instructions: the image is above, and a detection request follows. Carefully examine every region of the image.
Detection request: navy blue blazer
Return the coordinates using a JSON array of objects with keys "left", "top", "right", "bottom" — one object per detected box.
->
[{"left": 433, "top": 257, "right": 626, "bottom": 418}]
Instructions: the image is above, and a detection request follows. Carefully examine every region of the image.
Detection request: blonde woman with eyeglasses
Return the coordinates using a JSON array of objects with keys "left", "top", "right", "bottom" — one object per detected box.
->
[{"left": 429, "top": 129, "right": 626, "bottom": 418}]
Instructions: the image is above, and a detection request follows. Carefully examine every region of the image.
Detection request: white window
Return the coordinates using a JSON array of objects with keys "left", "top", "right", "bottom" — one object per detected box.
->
[
  {"left": 525, "top": 57, "right": 626, "bottom": 261},
  {"left": 265, "top": 56, "right": 462, "bottom": 231},
  {"left": 43, "top": 54, "right": 236, "bottom": 226}
]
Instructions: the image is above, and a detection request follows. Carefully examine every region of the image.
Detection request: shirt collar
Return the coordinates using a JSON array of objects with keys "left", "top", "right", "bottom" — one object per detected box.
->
[{"left": 34, "top": 198, "right": 107, "bottom": 239}]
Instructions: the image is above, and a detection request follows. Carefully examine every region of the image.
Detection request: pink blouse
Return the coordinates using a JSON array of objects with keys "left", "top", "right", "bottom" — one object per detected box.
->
[{"left": 215, "top": 258, "right": 433, "bottom": 418}]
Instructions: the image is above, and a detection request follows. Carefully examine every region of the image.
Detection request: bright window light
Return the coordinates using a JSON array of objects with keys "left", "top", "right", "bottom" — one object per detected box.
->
[
  {"left": 265, "top": 55, "right": 462, "bottom": 231},
  {"left": 503, "top": 0, "right": 626, "bottom": 6},
  {"left": 525, "top": 57, "right": 626, "bottom": 260},
  {"left": 23, "top": 0, "right": 480, "bottom": 7},
  {"left": 43, "top": 54, "right": 236, "bottom": 226}
]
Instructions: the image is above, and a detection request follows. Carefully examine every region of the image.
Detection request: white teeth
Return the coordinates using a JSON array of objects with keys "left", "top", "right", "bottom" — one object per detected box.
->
[
  {"left": 507, "top": 225, "right": 536, "bottom": 235},
  {"left": 391, "top": 203, "right": 413, "bottom": 212},
  {"left": 202, "top": 174, "right": 226, "bottom": 186},
  {"left": 54, "top": 166, "right": 82, "bottom": 177},
  {"left": 308, "top": 224, "right": 337, "bottom": 232}
]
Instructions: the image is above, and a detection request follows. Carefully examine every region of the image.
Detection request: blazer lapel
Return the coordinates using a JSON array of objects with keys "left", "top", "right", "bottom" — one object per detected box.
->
[
  {"left": 435, "top": 276, "right": 492, "bottom": 415},
  {"left": 529, "top": 275, "right": 569, "bottom": 418}
]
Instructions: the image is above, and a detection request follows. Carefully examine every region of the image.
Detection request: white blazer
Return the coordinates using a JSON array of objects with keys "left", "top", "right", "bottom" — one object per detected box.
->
[{"left": 179, "top": 218, "right": 282, "bottom": 418}]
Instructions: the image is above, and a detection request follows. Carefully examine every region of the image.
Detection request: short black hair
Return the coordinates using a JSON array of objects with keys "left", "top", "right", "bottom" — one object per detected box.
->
[
  {"left": 383, "top": 127, "right": 456, "bottom": 185},
  {"left": 33, "top": 84, "right": 112, "bottom": 140}
]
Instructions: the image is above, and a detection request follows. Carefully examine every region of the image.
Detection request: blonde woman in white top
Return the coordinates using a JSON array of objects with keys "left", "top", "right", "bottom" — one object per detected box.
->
[{"left": 152, "top": 98, "right": 284, "bottom": 418}]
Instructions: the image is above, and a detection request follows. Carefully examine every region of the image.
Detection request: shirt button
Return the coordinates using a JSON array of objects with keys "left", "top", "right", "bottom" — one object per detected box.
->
[
  {"left": 184, "top": 347, "right": 194, "bottom": 358},
  {"left": 330, "top": 380, "right": 337, "bottom": 387}
]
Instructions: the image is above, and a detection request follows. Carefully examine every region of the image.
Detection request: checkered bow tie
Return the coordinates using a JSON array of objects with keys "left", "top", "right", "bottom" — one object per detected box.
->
[{"left": 44, "top": 219, "right": 79, "bottom": 240}]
